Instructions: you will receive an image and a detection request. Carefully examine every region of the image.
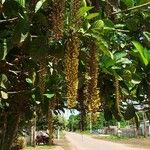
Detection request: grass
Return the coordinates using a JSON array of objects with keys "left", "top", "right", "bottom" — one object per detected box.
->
[
  {"left": 76, "top": 130, "right": 91, "bottom": 135},
  {"left": 93, "top": 134, "right": 150, "bottom": 144},
  {"left": 25, "top": 146, "right": 53, "bottom": 150},
  {"left": 77, "top": 130, "right": 134, "bottom": 142},
  {"left": 93, "top": 135, "right": 150, "bottom": 149},
  {"left": 93, "top": 134, "right": 131, "bottom": 141},
  {"left": 76, "top": 130, "right": 133, "bottom": 141}
]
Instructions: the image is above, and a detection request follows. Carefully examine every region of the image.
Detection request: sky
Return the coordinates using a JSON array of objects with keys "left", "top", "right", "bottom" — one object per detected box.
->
[{"left": 63, "top": 109, "right": 79, "bottom": 119}]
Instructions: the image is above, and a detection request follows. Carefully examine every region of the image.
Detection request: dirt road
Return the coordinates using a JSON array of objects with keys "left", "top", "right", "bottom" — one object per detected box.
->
[{"left": 65, "top": 132, "right": 147, "bottom": 150}]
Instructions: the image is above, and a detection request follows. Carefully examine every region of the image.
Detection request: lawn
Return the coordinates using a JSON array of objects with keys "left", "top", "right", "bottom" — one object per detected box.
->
[
  {"left": 93, "top": 134, "right": 130, "bottom": 141},
  {"left": 93, "top": 135, "right": 150, "bottom": 149},
  {"left": 25, "top": 146, "right": 53, "bottom": 150}
]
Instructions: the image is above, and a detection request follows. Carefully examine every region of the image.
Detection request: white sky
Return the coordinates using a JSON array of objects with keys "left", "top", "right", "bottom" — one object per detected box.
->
[{"left": 63, "top": 109, "right": 79, "bottom": 119}]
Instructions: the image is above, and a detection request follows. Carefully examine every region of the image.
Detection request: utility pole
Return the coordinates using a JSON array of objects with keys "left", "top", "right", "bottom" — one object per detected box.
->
[
  {"left": 143, "top": 112, "right": 147, "bottom": 138},
  {"left": 57, "top": 127, "right": 60, "bottom": 140}
]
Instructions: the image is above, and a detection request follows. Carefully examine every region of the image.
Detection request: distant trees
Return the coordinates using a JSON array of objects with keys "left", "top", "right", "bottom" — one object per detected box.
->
[{"left": 67, "top": 113, "right": 128, "bottom": 132}]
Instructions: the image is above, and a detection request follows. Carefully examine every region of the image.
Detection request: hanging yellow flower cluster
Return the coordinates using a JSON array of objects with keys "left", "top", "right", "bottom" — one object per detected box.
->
[
  {"left": 51, "top": 0, "right": 65, "bottom": 40},
  {"left": 64, "top": 32, "right": 80, "bottom": 108},
  {"left": 85, "top": 39, "right": 101, "bottom": 113},
  {"left": 114, "top": 77, "right": 121, "bottom": 115},
  {"left": 70, "top": 0, "right": 82, "bottom": 28},
  {"left": 64, "top": 0, "right": 82, "bottom": 108}
]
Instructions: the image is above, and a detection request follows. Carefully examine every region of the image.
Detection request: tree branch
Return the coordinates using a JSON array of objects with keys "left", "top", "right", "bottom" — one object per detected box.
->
[
  {"left": 7, "top": 88, "right": 35, "bottom": 94},
  {"left": 104, "top": 27, "right": 130, "bottom": 33},
  {"left": 112, "top": 2, "right": 150, "bottom": 15},
  {"left": 0, "top": 17, "right": 18, "bottom": 23}
]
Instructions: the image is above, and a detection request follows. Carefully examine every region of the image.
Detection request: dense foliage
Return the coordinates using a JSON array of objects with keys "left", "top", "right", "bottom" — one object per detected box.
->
[{"left": 0, "top": 0, "right": 150, "bottom": 149}]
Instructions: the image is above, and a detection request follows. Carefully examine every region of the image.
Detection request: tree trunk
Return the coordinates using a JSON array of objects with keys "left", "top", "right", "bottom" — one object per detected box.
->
[
  {"left": 30, "top": 114, "right": 36, "bottom": 147},
  {"left": 146, "top": 82, "right": 150, "bottom": 106},
  {"left": 2, "top": 113, "right": 20, "bottom": 150},
  {"left": 80, "top": 110, "right": 87, "bottom": 131},
  {"left": 78, "top": 86, "right": 87, "bottom": 131},
  {"left": 48, "top": 102, "right": 53, "bottom": 145},
  {"left": 143, "top": 112, "right": 148, "bottom": 138},
  {"left": 0, "top": 113, "right": 7, "bottom": 150}
]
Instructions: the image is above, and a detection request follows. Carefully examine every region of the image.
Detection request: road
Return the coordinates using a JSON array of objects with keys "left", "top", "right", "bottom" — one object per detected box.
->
[{"left": 65, "top": 132, "right": 146, "bottom": 150}]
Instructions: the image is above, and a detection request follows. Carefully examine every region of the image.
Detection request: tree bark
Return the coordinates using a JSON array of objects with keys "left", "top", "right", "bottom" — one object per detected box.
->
[
  {"left": 48, "top": 101, "right": 53, "bottom": 145},
  {"left": 78, "top": 86, "right": 87, "bottom": 131},
  {"left": 143, "top": 112, "right": 148, "bottom": 138},
  {"left": 2, "top": 113, "right": 20, "bottom": 150},
  {"left": 80, "top": 110, "right": 87, "bottom": 131},
  {"left": 30, "top": 114, "right": 36, "bottom": 147},
  {"left": 0, "top": 113, "right": 7, "bottom": 150}
]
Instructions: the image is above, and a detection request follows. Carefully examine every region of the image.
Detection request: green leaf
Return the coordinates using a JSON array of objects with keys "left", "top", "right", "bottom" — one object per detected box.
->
[
  {"left": 1, "top": 0, "right": 5, "bottom": 4},
  {"left": 103, "top": 19, "right": 114, "bottom": 28},
  {"left": 143, "top": 48, "right": 150, "bottom": 62},
  {"left": 35, "top": 101, "right": 41, "bottom": 104},
  {"left": 96, "top": 38, "right": 113, "bottom": 59},
  {"left": 35, "top": 0, "right": 46, "bottom": 13},
  {"left": 132, "top": 41, "right": 149, "bottom": 66},
  {"left": 32, "top": 94, "right": 35, "bottom": 99},
  {"left": 121, "top": 0, "right": 134, "bottom": 8},
  {"left": 17, "top": 0, "right": 25, "bottom": 7},
  {"left": 131, "top": 79, "right": 141, "bottom": 84},
  {"left": 115, "top": 24, "right": 126, "bottom": 28},
  {"left": 0, "top": 74, "right": 8, "bottom": 89},
  {"left": 20, "top": 33, "right": 29, "bottom": 43},
  {"left": 92, "top": 20, "right": 104, "bottom": 30},
  {"left": 0, "top": 39, "right": 7, "bottom": 60},
  {"left": 26, "top": 78, "right": 33, "bottom": 84},
  {"left": 114, "top": 52, "right": 127, "bottom": 60},
  {"left": 12, "top": 16, "right": 29, "bottom": 45},
  {"left": 143, "top": 31, "right": 150, "bottom": 41},
  {"left": 1, "top": 91, "right": 8, "bottom": 99},
  {"left": 136, "top": 0, "right": 149, "bottom": 5},
  {"left": 116, "top": 58, "right": 132, "bottom": 64},
  {"left": 122, "top": 70, "right": 132, "bottom": 81},
  {"left": 122, "top": 88, "right": 129, "bottom": 95},
  {"left": 43, "top": 93, "right": 55, "bottom": 99},
  {"left": 79, "top": 6, "right": 93, "bottom": 16},
  {"left": 132, "top": 73, "right": 142, "bottom": 84},
  {"left": 5, "top": 102, "right": 9, "bottom": 107},
  {"left": 86, "top": 13, "right": 99, "bottom": 20},
  {"left": 101, "top": 56, "right": 116, "bottom": 68}
]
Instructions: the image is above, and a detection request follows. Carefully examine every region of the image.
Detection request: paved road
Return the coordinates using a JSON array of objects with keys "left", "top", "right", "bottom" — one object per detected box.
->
[{"left": 65, "top": 132, "right": 145, "bottom": 150}]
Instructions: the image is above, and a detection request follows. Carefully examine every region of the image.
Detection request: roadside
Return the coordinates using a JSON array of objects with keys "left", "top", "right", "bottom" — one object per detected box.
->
[
  {"left": 25, "top": 132, "right": 66, "bottom": 150},
  {"left": 65, "top": 132, "right": 143, "bottom": 150},
  {"left": 25, "top": 131, "right": 70, "bottom": 150},
  {"left": 92, "top": 134, "right": 150, "bottom": 150},
  {"left": 54, "top": 132, "right": 72, "bottom": 150},
  {"left": 25, "top": 145, "right": 64, "bottom": 150}
]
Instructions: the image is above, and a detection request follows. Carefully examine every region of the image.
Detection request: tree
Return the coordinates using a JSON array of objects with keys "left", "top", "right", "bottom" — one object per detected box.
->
[{"left": 0, "top": 1, "right": 150, "bottom": 149}]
